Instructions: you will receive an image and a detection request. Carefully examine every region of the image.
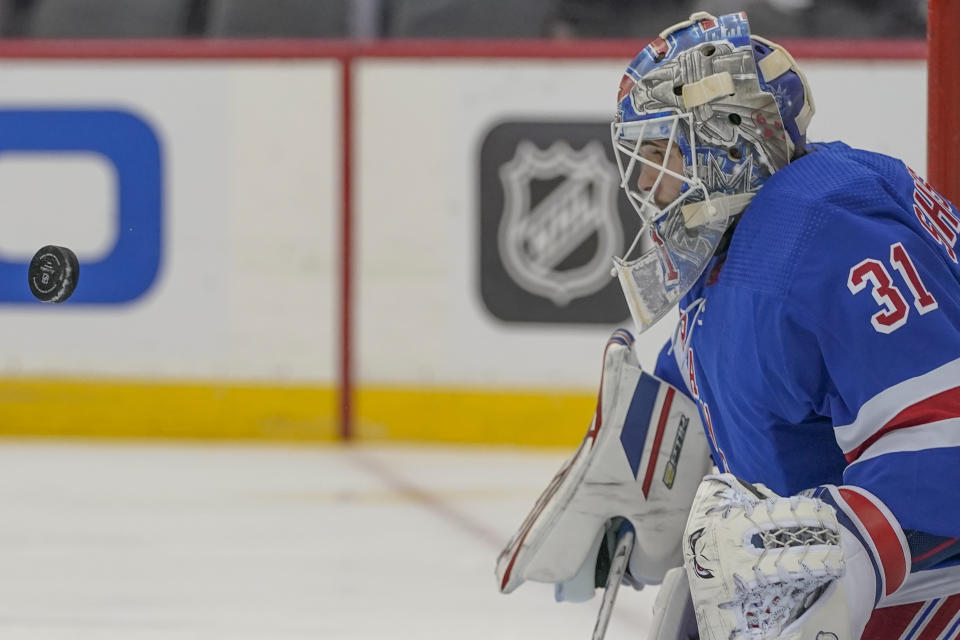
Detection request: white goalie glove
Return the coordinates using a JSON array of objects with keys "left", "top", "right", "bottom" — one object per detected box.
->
[
  {"left": 496, "top": 329, "right": 713, "bottom": 603},
  {"left": 682, "top": 474, "right": 910, "bottom": 640}
]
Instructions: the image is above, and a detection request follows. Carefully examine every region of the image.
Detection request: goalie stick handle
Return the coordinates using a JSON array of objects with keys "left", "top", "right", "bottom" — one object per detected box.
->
[{"left": 592, "top": 529, "right": 635, "bottom": 640}]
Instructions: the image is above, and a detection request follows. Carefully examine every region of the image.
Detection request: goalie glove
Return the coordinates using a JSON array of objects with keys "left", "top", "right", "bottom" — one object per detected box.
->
[{"left": 682, "top": 474, "right": 909, "bottom": 640}]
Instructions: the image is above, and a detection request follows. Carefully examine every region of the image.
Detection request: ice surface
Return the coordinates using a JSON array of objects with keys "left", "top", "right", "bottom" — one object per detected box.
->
[{"left": 0, "top": 441, "right": 658, "bottom": 639}]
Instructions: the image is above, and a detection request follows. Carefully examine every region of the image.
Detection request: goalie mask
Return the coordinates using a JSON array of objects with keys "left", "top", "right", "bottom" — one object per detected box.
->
[{"left": 611, "top": 11, "right": 814, "bottom": 333}]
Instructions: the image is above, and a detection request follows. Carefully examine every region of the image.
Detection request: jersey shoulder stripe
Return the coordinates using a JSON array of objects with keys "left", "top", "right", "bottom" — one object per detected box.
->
[{"left": 834, "top": 355, "right": 960, "bottom": 458}]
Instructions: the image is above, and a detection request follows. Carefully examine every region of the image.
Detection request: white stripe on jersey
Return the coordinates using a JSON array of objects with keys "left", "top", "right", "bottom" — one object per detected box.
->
[
  {"left": 884, "top": 563, "right": 960, "bottom": 608},
  {"left": 898, "top": 599, "right": 942, "bottom": 640},
  {"left": 848, "top": 418, "right": 960, "bottom": 465},
  {"left": 940, "top": 609, "right": 960, "bottom": 640},
  {"left": 834, "top": 356, "right": 960, "bottom": 454}
]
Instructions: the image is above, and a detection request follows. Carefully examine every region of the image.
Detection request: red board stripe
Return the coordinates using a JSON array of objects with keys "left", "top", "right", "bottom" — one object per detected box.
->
[
  {"left": 845, "top": 386, "right": 960, "bottom": 463},
  {"left": 0, "top": 38, "right": 923, "bottom": 61},
  {"left": 339, "top": 60, "right": 353, "bottom": 440},
  {"left": 839, "top": 487, "right": 908, "bottom": 596},
  {"left": 917, "top": 596, "right": 960, "bottom": 640},
  {"left": 641, "top": 386, "right": 674, "bottom": 498}
]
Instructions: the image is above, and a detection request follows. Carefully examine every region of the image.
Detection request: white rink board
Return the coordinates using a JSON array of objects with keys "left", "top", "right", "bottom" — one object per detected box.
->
[
  {"left": 355, "top": 59, "right": 926, "bottom": 389},
  {"left": 803, "top": 60, "right": 927, "bottom": 172},
  {"left": 0, "top": 61, "right": 340, "bottom": 382},
  {"left": 356, "top": 59, "right": 676, "bottom": 388},
  {"left": 0, "top": 57, "right": 925, "bottom": 394}
]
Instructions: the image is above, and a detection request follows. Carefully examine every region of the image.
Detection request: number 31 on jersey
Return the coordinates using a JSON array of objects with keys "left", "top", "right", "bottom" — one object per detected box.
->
[{"left": 847, "top": 242, "right": 938, "bottom": 334}]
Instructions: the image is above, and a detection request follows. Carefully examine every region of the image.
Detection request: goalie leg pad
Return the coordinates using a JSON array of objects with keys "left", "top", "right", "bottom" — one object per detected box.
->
[
  {"left": 496, "top": 329, "right": 712, "bottom": 596},
  {"left": 650, "top": 567, "right": 699, "bottom": 640}
]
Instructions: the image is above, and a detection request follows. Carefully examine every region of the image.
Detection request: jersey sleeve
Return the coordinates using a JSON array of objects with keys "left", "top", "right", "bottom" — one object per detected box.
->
[{"left": 777, "top": 195, "right": 960, "bottom": 578}]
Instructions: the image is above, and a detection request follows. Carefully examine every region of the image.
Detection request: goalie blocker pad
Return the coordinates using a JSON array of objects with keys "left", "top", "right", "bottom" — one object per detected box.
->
[{"left": 496, "top": 329, "right": 712, "bottom": 595}]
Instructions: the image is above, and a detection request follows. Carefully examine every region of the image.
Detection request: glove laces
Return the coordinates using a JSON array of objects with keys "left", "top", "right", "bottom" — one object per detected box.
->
[{"left": 703, "top": 476, "right": 843, "bottom": 640}]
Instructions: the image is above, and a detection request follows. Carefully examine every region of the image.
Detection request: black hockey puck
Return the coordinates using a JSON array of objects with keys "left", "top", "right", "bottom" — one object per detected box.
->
[{"left": 28, "top": 245, "right": 79, "bottom": 303}]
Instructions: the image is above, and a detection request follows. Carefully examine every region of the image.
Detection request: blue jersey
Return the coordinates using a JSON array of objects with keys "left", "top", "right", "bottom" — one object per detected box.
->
[{"left": 653, "top": 142, "right": 960, "bottom": 579}]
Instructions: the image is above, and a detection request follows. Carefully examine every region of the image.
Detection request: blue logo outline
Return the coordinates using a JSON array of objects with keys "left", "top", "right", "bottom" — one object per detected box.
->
[{"left": 0, "top": 108, "right": 163, "bottom": 304}]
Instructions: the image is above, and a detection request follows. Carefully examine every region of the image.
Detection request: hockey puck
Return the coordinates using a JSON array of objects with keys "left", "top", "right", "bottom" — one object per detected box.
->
[{"left": 28, "top": 245, "right": 79, "bottom": 303}]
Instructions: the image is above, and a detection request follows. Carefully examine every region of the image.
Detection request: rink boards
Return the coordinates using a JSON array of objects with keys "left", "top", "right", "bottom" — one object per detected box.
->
[{"left": 0, "top": 43, "right": 926, "bottom": 444}]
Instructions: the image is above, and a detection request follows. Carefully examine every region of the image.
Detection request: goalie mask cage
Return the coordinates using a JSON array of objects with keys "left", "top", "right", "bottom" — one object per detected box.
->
[{"left": 928, "top": 0, "right": 960, "bottom": 205}]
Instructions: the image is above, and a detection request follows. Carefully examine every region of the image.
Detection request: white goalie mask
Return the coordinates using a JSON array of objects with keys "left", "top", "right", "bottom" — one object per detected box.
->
[
  {"left": 610, "top": 114, "right": 743, "bottom": 335},
  {"left": 611, "top": 11, "right": 814, "bottom": 334}
]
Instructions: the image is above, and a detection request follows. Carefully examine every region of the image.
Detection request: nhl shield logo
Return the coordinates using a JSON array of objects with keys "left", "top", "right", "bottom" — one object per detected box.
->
[
  {"left": 478, "top": 121, "right": 634, "bottom": 324},
  {"left": 497, "top": 140, "right": 623, "bottom": 307}
]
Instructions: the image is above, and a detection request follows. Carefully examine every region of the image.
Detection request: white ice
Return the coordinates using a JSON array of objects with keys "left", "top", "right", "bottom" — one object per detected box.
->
[{"left": 0, "top": 441, "right": 660, "bottom": 639}]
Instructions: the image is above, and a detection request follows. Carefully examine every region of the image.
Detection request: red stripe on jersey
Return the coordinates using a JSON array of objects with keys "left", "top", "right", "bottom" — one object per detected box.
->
[
  {"left": 845, "top": 386, "right": 960, "bottom": 463},
  {"left": 687, "top": 348, "right": 699, "bottom": 397},
  {"left": 914, "top": 538, "right": 960, "bottom": 563},
  {"left": 917, "top": 595, "right": 960, "bottom": 640},
  {"left": 641, "top": 386, "right": 674, "bottom": 498},
  {"left": 862, "top": 601, "right": 925, "bottom": 640},
  {"left": 839, "top": 487, "right": 908, "bottom": 595}
]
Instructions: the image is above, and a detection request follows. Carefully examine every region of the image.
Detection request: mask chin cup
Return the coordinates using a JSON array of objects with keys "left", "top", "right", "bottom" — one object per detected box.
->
[
  {"left": 614, "top": 192, "right": 747, "bottom": 335},
  {"left": 613, "top": 251, "right": 682, "bottom": 335}
]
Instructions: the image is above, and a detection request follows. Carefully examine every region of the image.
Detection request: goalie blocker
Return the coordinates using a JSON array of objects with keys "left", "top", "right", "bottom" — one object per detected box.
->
[{"left": 496, "top": 329, "right": 712, "bottom": 601}]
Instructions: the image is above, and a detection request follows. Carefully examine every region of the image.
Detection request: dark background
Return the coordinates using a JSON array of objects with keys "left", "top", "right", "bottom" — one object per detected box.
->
[{"left": 478, "top": 120, "right": 641, "bottom": 324}]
